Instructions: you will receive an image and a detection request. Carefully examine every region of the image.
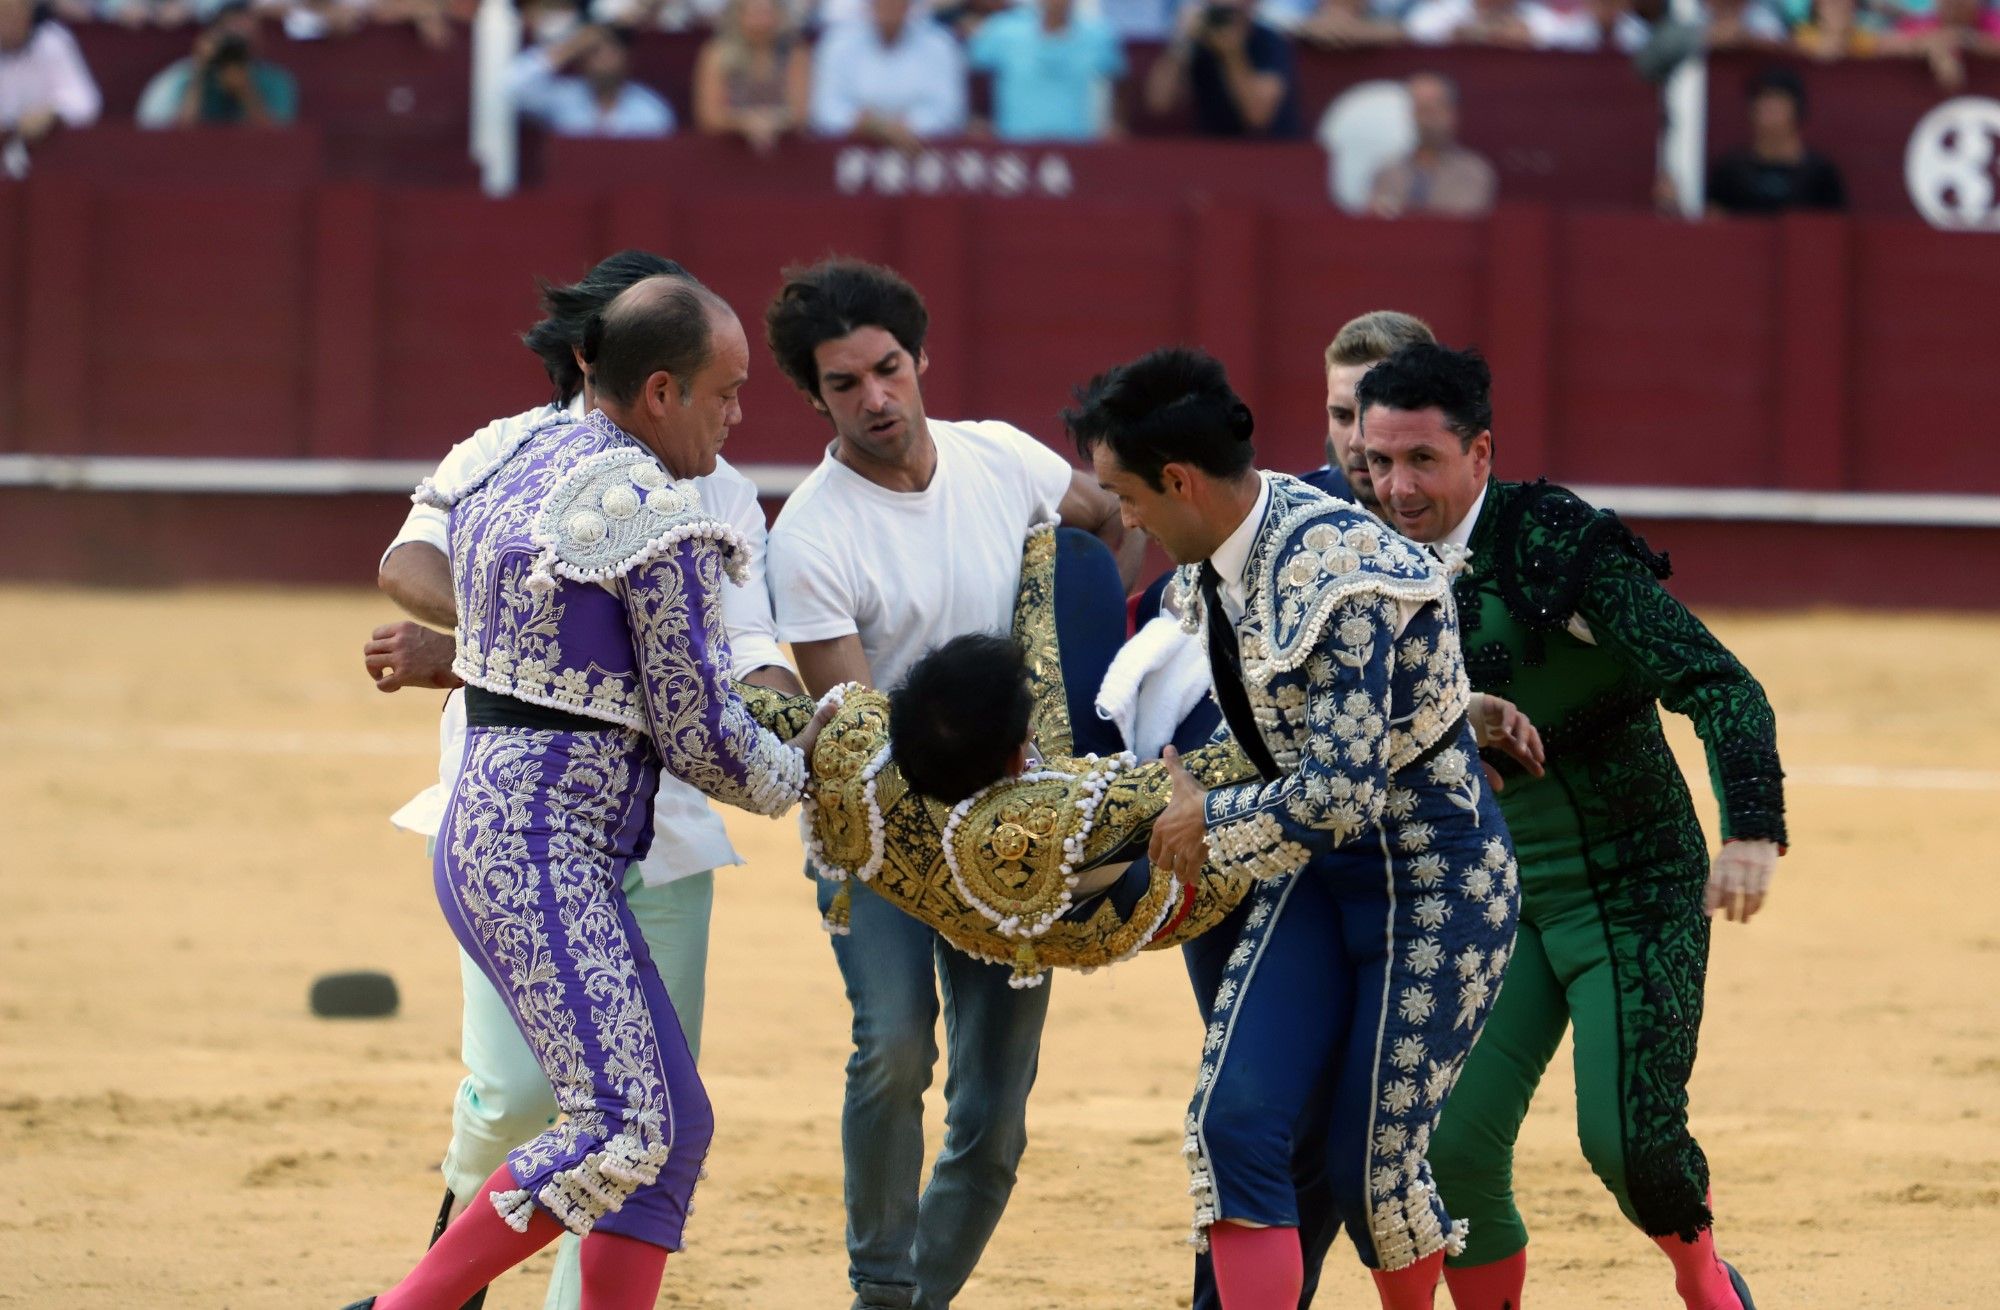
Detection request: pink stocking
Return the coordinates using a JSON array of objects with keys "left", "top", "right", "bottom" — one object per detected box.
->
[
  {"left": 375, "top": 1166, "right": 564, "bottom": 1310},
  {"left": 1441, "top": 1247, "right": 1527, "bottom": 1309},
  {"left": 578, "top": 1229, "right": 670, "bottom": 1310},
  {"left": 1650, "top": 1214, "right": 1741, "bottom": 1310},
  {"left": 1209, "top": 1221, "right": 1304, "bottom": 1310},
  {"left": 1370, "top": 1248, "right": 1445, "bottom": 1310}
]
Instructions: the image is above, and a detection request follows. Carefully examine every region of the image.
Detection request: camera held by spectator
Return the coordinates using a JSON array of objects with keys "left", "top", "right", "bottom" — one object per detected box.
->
[
  {"left": 1144, "top": 0, "right": 1304, "bottom": 138},
  {"left": 134, "top": 0, "right": 299, "bottom": 128}
]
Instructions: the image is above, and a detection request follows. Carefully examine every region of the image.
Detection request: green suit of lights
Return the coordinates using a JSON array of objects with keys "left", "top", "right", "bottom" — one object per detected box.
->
[{"left": 1427, "top": 479, "right": 1787, "bottom": 1265}]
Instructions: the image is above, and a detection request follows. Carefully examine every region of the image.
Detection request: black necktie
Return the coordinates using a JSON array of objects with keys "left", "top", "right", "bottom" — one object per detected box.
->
[{"left": 1199, "top": 561, "right": 1281, "bottom": 782}]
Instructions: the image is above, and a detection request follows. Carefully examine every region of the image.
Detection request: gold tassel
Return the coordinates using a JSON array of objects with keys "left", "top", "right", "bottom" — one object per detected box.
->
[{"left": 822, "top": 882, "right": 852, "bottom": 935}]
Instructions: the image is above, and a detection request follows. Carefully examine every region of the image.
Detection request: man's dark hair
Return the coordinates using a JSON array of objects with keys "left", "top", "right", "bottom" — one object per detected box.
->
[
  {"left": 764, "top": 259, "right": 929, "bottom": 399},
  {"left": 889, "top": 633, "right": 1034, "bottom": 804},
  {"left": 584, "top": 276, "right": 726, "bottom": 407},
  {"left": 1354, "top": 342, "right": 1493, "bottom": 448},
  {"left": 1747, "top": 65, "right": 1806, "bottom": 120},
  {"left": 1062, "top": 347, "right": 1257, "bottom": 491},
  {"left": 522, "top": 250, "right": 689, "bottom": 403}
]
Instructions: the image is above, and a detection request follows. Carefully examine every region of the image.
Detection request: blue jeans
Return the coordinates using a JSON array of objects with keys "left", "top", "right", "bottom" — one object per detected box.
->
[{"left": 816, "top": 874, "right": 1052, "bottom": 1309}]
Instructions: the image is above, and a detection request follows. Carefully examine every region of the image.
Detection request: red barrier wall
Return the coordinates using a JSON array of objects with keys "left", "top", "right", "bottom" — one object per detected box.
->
[{"left": 7, "top": 177, "right": 2000, "bottom": 500}]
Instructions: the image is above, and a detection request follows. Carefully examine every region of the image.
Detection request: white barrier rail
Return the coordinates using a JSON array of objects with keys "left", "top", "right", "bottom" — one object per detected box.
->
[{"left": 3, "top": 454, "right": 1999, "bottom": 527}]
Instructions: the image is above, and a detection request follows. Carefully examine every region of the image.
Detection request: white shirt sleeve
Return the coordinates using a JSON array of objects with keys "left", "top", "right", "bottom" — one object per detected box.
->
[
  {"left": 702, "top": 461, "right": 788, "bottom": 679},
  {"left": 1524, "top": 1, "right": 1601, "bottom": 48},
  {"left": 965, "top": 420, "right": 1074, "bottom": 523},
  {"left": 380, "top": 411, "right": 536, "bottom": 569},
  {"left": 904, "top": 28, "right": 969, "bottom": 137},
  {"left": 809, "top": 27, "right": 863, "bottom": 135},
  {"left": 507, "top": 46, "right": 563, "bottom": 119},
  {"left": 768, "top": 522, "right": 863, "bottom": 646},
  {"left": 41, "top": 26, "right": 102, "bottom": 128},
  {"left": 1402, "top": 0, "right": 1466, "bottom": 43}
]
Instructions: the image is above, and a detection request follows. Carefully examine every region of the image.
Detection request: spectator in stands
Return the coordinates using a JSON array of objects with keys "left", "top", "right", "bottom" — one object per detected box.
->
[
  {"left": 1403, "top": 0, "right": 1598, "bottom": 48},
  {"left": 809, "top": 0, "right": 968, "bottom": 148},
  {"left": 1143, "top": 0, "right": 1304, "bottom": 138},
  {"left": 1793, "top": 0, "right": 1883, "bottom": 57},
  {"left": 0, "top": 0, "right": 101, "bottom": 172},
  {"left": 1703, "top": 0, "right": 1789, "bottom": 47},
  {"left": 1705, "top": 66, "right": 1846, "bottom": 214},
  {"left": 968, "top": 0, "right": 1125, "bottom": 142},
  {"left": 694, "top": 0, "right": 809, "bottom": 152},
  {"left": 1367, "top": 71, "right": 1496, "bottom": 217},
  {"left": 1296, "top": 0, "right": 1404, "bottom": 48},
  {"left": 54, "top": 0, "right": 194, "bottom": 27},
  {"left": 600, "top": 0, "right": 727, "bottom": 32},
  {"left": 135, "top": 1, "right": 298, "bottom": 128},
  {"left": 1097, "top": 0, "right": 1177, "bottom": 39},
  {"left": 510, "top": 22, "right": 677, "bottom": 137},
  {"left": 1881, "top": 0, "right": 2000, "bottom": 89},
  {"left": 519, "top": 0, "right": 584, "bottom": 47}
]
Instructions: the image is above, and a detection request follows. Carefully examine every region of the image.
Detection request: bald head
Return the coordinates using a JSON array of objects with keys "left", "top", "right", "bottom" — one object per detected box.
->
[
  {"left": 587, "top": 274, "right": 733, "bottom": 406},
  {"left": 586, "top": 275, "right": 750, "bottom": 480}
]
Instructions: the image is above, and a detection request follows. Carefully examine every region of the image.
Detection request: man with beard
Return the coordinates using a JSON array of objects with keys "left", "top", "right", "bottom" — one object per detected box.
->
[{"left": 762, "top": 258, "right": 1139, "bottom": 1310}]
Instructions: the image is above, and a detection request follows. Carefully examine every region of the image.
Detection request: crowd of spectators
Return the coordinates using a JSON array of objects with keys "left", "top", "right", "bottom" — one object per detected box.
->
[{"left": 2, "top": 0, "right": 1990, "bottom": 209}]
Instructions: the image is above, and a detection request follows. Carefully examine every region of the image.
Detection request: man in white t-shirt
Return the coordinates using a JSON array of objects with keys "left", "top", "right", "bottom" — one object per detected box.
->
[
  {"left": 761, "top": 258, "right": 1140, "bottom": 1310},
  {"left": 363, "top": 250, "right": 802, "bottom": 1310}
]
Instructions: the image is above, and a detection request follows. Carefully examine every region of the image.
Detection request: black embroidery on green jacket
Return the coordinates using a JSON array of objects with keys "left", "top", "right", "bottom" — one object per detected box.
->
[
  {"left": 1451, "top": 478, "right": 1790, "bottom": 1242},
  {"left": 1456, "top": 479, "right": 1787, "bottom": 847}
]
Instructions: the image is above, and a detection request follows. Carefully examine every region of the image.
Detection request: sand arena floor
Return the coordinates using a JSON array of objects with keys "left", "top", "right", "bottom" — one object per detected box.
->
[{"left": 2, "top": 589, "right": 1997, "bottom": 1308}]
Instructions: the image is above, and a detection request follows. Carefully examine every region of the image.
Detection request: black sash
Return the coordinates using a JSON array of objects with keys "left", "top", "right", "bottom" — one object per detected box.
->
[
  {"left": 1199, "top": 562, "right": 1283, "bottom": 783},
  {"left": 464, "top": 684, "right": 615, "bottom": 733}
]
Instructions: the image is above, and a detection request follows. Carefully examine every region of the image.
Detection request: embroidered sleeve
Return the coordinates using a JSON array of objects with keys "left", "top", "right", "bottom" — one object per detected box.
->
[
  {"left": 1577, "top": 550, "right": 1787, "bottom": 845},
  {"left": 620, "top": 537, "right": 806, "bottom": 818},
  {"left": 1199, "top": 592, "right": 1401, "bottom": 879}
]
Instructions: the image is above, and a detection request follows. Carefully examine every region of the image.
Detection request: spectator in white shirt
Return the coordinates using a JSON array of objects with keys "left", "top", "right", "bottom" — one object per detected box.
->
[
  {"left": 509, "top": 23, "right": 678, "bottom": 137},
  {"left": 0, "top": 0, "right": 101, "bottom": 160},
  {"left": 1403, "top": 0, "right": 1599, "bottom": 47},
  {"left": 810, "top": 0, "right": 968, "bottom": 148}
]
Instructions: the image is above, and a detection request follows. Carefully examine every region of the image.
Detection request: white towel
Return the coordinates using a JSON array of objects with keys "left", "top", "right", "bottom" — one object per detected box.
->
[{"left": 1094, "top": 614, "right": 1213, "bottom": 762}]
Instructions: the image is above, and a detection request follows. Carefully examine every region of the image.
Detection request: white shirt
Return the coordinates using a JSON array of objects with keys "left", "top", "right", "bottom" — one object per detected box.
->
[
  {"left": 0, "top": 21, "right": 101, "bottom": 131},
  {"left": 767, "top": 418, "right": 1073, "bottom": 691},
  {"left": 1441, "top": 484, "right": 1487, "bottom": 551},
  {"left": 385, "top": 401, "right": 787, "bottom": 884},
  {"left": 1404, "top": 0, "right": 1601, "bottom": 49},
  {"left": 1206, "top": 474, "right": 1272, "bottom": 626},
  {"left": 809, "top": 17, "right": 969, "bottom": 139}
]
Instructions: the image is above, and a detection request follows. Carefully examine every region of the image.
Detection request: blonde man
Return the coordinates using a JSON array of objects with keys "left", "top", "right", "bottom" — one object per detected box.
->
[{"left": 1317, "top": 309, "right": 1436, "bottom": 515}]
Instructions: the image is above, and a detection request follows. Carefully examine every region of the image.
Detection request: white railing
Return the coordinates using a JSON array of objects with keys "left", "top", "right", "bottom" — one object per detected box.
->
[{"left": 4, "top": 454, "right": 1996, "bottom": 527}]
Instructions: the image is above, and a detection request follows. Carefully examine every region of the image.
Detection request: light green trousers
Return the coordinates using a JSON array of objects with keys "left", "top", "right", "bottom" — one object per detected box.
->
[{"left": 440, "top": 864, "right": 714, "bottom": 1309}]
